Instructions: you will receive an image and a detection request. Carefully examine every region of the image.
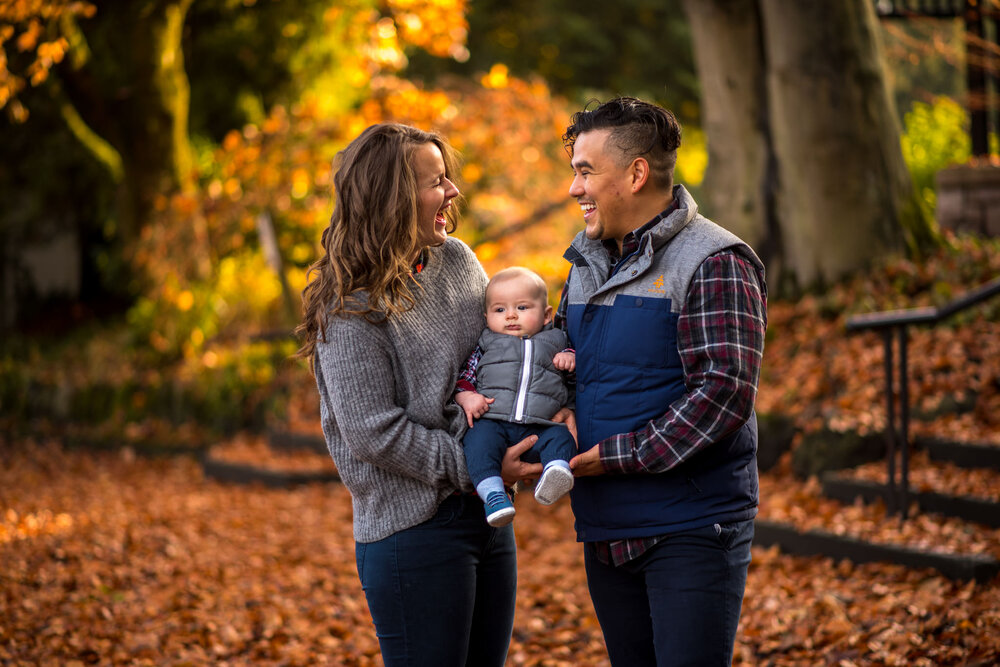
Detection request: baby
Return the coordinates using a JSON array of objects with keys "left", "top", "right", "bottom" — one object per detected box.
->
[{"left": 455, "top": 267, "right": 576, "bottom": 527}]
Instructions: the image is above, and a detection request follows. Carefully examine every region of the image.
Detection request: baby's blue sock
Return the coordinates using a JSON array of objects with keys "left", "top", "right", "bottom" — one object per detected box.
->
[{"left": 476, "top": 476, "right": 505, "bottom": 503}]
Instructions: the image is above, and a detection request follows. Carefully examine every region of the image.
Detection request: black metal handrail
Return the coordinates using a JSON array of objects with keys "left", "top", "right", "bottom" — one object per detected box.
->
[{"left": 845, "top": 275, "right": 1000, "bottom": 520}]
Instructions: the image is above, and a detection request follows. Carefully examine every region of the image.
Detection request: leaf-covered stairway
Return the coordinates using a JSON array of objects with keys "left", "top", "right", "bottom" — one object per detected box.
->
[
  {"left": 754, "top": 435, "right": 1000, "bottom": 583},
  {"left": 754, "top": 275, "right": 1000, "bottom": 582}
]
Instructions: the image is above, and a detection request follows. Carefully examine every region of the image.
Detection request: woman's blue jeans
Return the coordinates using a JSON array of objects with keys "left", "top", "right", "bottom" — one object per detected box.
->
[
  {"left": 355, "top": 493, "right": 517, "bottom": 666},
  {"left": 583, "top": 518, "right": 754, "bottom": 666}
]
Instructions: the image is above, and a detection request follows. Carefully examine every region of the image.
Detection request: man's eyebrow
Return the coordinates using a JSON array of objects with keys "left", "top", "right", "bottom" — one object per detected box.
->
[{"left": 571, "top": 158, "right": 594, "bottom": 170}]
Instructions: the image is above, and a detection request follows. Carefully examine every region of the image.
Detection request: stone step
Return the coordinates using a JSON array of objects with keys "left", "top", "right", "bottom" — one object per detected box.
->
[
  {"left": 753, "top": 519, "right": 1000, "bottom": 583},
  {"left": 200, "top": 435, "right": 338, "bottom": 488},
  {"left": 267, "top": 429, "right": 327, "bottom": 454},
  {"left": 916, "top": 436, "right": 1000, "bottom": 471},
  {"left": 201, "top": 454, "right": 339, "bottom": 488},
  {"left": 820, "top": 474, "right": 1000, "bottom": 528}
]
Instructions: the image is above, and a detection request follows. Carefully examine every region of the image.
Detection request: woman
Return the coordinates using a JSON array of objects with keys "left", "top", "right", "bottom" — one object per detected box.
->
[{"left": 296, "top": 123, "right": 543, "bottom": 666}]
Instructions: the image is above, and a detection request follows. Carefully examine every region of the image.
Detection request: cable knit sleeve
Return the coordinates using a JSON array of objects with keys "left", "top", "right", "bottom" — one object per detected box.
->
[{"left": 316, "top": 314, "right": 472, "bottom": 491}]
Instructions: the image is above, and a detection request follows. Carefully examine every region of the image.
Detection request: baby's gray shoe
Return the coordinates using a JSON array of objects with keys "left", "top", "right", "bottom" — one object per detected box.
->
[{"left": 534, "top": 465, "right": 574, "bottom": 505}]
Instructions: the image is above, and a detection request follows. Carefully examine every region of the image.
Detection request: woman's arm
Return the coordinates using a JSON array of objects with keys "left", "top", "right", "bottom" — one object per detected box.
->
[{"left": 317, "top": 318, "right": 472, "bottom": 490}]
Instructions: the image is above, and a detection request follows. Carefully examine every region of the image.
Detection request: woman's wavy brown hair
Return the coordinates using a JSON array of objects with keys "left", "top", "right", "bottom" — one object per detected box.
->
[{"left": 295, "top": 123, "right": 461, "bottom": 368}]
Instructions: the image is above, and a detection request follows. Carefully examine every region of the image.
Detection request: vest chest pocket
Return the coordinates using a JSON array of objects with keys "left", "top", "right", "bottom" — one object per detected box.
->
[{"left": 601, "top": 294, "right": 678, "bottom": 368}]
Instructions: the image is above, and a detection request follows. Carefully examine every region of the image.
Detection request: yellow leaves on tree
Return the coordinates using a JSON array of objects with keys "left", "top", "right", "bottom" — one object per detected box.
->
[
  {"left": 136, "top": 58, "right": 582, "bottom": 359},
  {"left": 322, "top": 0, "right": 468, "bottom": 92},
  {"left": 130, "top": 101, "right": 343, "bottom": 360},
  {"left": 481, "top": 63, "right": 509, "bottom": 89},
  {"left": 386, "top": 0, "right": 468, "bottom": 61},
  {"left": 348, "top": 68, "right": 580, "bottom": 296}
]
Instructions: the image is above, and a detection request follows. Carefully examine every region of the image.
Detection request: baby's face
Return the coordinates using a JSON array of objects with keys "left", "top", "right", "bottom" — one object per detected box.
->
[{"left": 485, "top": 276, "right": 552, "bottom": 338}]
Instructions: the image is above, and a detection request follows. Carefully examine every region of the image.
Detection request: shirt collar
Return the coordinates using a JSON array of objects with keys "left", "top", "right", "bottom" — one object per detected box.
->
[{"left": 602, "top": 195, "right": 682, "bottom": 263}]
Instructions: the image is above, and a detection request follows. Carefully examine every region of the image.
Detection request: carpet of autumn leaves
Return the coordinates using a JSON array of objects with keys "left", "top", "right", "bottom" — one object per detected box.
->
[
  {"left": 4, "top": 233, "right": 1000, "bottom": 665},
  {"left": 2, "top": 437, "right": 1000, "bottom": 666}
]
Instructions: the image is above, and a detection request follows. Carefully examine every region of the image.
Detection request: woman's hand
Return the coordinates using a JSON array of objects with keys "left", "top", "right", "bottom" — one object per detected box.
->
[{"left": 500, "top": 435, "right": 543, "bottom": 486}]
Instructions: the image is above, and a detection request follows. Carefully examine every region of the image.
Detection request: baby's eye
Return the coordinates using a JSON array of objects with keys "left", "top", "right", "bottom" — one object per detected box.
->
[
  {"left": 494, "top": 307, "right": 505, "bottom": 313},
  {"left": 517, "top": 305, "right": 529, "bottom": 311}
]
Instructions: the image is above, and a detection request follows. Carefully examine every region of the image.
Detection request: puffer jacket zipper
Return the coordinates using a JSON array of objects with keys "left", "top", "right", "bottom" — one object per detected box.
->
[{"left": 512, "top": 338, "right": 533, "bottom": 422}]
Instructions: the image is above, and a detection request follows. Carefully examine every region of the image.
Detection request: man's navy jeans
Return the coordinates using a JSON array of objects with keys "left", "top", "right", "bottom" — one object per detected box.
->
[
  {"left": 355, "top": 493, "right": 516, "bottom": 666},
  {"left": 584, "top": 518, "right": 754, "bottom": 666}
]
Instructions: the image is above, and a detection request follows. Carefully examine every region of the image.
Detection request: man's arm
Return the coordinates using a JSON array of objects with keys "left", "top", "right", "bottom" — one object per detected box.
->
[{"left": 593, "top": 251, "right": 767, "bottom": 475}]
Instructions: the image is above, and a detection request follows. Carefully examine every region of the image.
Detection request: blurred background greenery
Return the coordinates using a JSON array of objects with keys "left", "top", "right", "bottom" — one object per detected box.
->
[{"left": 0, "top": 0, "right": 992, "bottom": 443}]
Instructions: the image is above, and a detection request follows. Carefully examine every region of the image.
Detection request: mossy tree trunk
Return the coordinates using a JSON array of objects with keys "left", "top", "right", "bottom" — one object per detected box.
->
[
  {"left": 56, "top": 0, "right": 195, "bottom": 248},
  {"left": 683, "top": 0, "right": 938, "bottom": 295}
]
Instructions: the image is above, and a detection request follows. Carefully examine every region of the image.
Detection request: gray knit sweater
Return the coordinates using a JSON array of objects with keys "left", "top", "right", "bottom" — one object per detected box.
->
[{"left": 314, "top": 238, "right": 488, "bottom": 543}]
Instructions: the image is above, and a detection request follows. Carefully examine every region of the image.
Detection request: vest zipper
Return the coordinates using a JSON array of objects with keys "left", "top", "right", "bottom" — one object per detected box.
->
[{"left": 513, "top": 338, "right": 532, "bottom": 422}]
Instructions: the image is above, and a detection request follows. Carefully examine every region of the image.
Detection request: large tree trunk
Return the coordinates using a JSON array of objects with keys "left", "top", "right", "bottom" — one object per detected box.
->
[
  {"left": 683, "top": 0, "right": 781, "bottom": 280},
  {"left": 58, "top": 0, "right": 195, "bottom": 247},
  {"left": 683, "top": 0, "right": 936, "bottom": 294}
]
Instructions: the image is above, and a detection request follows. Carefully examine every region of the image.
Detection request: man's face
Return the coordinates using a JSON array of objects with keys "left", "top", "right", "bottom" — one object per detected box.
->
[
  {"left": 484, "top": 275, "right": 552, "bottom": 338},
  {"left": 568, "top": 129, "right": 633, "bottom": 245}
]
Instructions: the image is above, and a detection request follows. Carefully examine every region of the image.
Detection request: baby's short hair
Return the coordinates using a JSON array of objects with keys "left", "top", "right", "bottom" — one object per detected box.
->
[{"left": 486, "top": 266, "right": 549, "bottom": 304}]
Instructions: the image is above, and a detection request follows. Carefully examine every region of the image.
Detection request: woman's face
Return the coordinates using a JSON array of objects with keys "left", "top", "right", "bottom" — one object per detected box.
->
[{"left": 412, "top": 142, "right": 460, "bottom": 257}]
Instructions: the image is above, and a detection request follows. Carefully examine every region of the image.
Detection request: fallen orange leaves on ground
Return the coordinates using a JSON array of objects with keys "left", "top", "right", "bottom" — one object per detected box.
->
[{"left": 2, "top": 439, "right": 999, "bottom": 665}]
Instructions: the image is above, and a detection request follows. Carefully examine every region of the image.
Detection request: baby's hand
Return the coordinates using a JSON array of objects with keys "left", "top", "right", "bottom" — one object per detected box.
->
[
  {"left": 455, "top": 391, "right": 495, "bottom": 428},
  {"left": 553, "top": 351, "right": 576, "bottom": 372}
]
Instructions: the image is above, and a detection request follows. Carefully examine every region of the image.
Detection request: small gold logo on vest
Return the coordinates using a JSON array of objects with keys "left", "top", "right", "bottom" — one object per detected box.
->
[{"left": 648, "top": 274, "right": 665, "bottom": 293}]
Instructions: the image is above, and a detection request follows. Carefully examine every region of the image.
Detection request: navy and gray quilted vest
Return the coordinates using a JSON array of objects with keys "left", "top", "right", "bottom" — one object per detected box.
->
[{"left": 564, "top": 186, "right": 763, "bottom": 542}]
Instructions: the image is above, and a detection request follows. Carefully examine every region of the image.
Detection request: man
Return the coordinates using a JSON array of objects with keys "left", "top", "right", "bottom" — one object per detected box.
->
[{"left": 556, "top": 96, "right": 767, "bottom": 666}]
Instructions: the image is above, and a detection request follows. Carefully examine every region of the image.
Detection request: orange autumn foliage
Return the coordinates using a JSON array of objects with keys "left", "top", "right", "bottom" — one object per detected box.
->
[{"left": 0, "top": 0, "right": 94, "bottom": 121}]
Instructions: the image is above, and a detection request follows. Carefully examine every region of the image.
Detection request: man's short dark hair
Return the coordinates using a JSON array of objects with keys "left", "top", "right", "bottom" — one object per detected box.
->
[{"left": 563, "top": 96, "right": 682, "bottom": 190}]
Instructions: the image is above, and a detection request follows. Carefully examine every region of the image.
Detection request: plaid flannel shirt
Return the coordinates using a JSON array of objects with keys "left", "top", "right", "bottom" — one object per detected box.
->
[
  {"left": 555, "top": 212, "right": 767, "bottom": 566},
  {"left": 455, "top": 347, "right": 483, "bottom": 394}
]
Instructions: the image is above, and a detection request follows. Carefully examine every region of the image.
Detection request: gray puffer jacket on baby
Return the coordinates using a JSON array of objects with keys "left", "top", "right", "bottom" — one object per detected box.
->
[{"left": 475, "top": 327, "right": 569, "bottom": 425}]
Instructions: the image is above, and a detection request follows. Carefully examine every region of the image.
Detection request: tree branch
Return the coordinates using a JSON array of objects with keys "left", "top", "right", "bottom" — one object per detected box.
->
[
  {"left": 469, "top": 199, "right": 570, "bottom": 248},
  {"left": 50, "top": 79, "right": 123, "bottom": 182}
]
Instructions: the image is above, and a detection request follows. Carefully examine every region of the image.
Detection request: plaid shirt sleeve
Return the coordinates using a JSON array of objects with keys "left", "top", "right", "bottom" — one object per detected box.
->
[
  {"left": 599, "top": 251, "right": 767, "bottom": 474},
  {"left": 455, "top": 346, "right": 483, "bottom": 394}
]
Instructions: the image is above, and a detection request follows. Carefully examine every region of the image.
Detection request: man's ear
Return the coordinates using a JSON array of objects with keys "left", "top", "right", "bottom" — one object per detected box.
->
[{"left": 630, "top": 157, "right": 650, "bottom": 194}]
